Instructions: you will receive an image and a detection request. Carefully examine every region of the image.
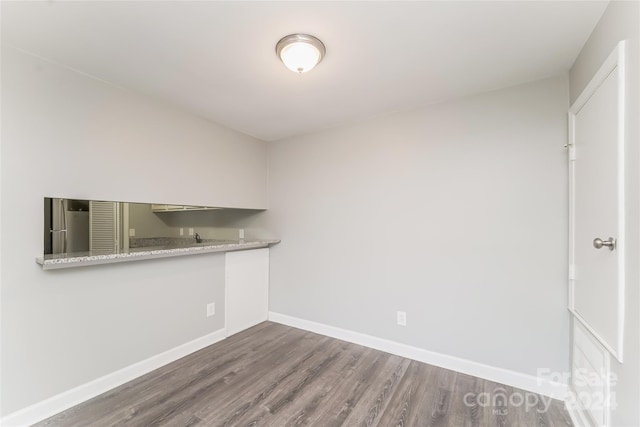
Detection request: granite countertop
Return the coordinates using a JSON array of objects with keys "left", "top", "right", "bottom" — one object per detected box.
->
[{"left": 36, "top": 239, "right": 280, "bottom": 270}]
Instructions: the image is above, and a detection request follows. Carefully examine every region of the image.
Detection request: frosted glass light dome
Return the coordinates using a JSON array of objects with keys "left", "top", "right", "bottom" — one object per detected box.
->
[{"left": 276, "top": 34, "right": 326, "bottom": 74}]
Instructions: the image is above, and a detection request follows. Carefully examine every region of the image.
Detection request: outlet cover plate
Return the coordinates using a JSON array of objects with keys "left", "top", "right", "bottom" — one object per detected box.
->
[
  {"left": 397, "top": 311, "right": 407, "bottom": 326},
  {"left": 206, "top": 303, "right": 215, "bottom": 317}
]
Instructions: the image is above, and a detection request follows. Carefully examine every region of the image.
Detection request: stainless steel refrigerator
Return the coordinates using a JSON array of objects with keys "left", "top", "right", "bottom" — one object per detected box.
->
[{"left": 45, "top": 198, "right": 90, "bottom": 255}]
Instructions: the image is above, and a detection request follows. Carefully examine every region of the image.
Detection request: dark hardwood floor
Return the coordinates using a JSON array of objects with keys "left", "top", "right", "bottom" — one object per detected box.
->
[{"left": 35, "top": 322, "right": 573, "bottom": 426}]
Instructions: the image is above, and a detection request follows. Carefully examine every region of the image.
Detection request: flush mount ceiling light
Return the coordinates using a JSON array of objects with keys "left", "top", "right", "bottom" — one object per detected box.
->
[{"left": 276, "top": 33, "right": 326, "bottom": 74}]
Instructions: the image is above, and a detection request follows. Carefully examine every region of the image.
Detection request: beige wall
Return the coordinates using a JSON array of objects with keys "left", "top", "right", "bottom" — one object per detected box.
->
[
  {"left": 156, "top": 208, "right": 265, "bottom": 241},
  {"left": 569, "top": 1, "right": 640, "bottom": 425},
  {"left": 128, "top": 203, "right": 171, "bottom": 238},
  {"left": 0, "top": 47, "right": 268, "bottom": 415},
  {"left": 127, "top": 203, "right": 265, "bottom": 241}
]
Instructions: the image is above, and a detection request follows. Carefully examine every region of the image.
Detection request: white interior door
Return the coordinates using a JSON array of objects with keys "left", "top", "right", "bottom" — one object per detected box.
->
[
  {"left": 89, "top": 201, "right": 120, "bottom": 252},
  {"left": 569, "top": 41, "right": 626, "bottom": 362}
]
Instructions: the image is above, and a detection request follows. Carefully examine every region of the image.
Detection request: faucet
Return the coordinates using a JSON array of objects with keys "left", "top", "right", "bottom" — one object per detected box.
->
[{"left": 194, "top": 233, "right": 202, "bottom": 243}]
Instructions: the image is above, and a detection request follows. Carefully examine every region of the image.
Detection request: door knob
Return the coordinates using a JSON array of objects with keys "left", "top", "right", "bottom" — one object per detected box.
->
[{"left": 593, "top": 237, "right": 616, "bottom": 251}]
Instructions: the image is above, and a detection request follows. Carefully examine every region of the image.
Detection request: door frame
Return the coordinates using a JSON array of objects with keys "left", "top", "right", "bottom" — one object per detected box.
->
[{"left": 568, "top": 40, "right": 626, "bottom": 362}]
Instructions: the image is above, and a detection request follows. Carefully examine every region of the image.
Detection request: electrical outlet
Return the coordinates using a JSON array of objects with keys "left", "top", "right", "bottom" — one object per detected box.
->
[
  {"left": 128, "top": 228, "right": 135, "bottom": 237},
  {"left": 180, "top": 228, "right": 184, "bottom": 236},
  {"left": 206, "top": 302, "right": 215, "bottom": 317},
  {"left": 397, "top": 311, "right": 407, "bottom": 326},
  {"left": 189, "top": 228, "right": 194, "bottom": 236},
  {"left": 239, "top": 229, "right": 245, "bottom": 239}
]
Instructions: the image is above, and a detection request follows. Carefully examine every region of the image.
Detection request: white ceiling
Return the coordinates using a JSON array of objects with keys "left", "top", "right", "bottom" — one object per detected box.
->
[{"left": 2, "top": 1, "right": 608, "bottom": 142}]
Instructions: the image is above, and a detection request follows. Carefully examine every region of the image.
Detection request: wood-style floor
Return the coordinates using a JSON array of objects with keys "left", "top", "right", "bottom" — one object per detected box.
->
[{"left": 36, "top": 322, "right": 572, "bottom": 427}]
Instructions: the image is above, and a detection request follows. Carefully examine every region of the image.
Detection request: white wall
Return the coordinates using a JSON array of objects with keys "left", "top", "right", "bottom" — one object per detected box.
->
[
  {"left": 0, "top": 47, "right": 268, "bottom": 415},
  {"left": 265, "top": 76, "right": 570, "bottom": 378},
  {"left": 569, "top": 1, "right": 640, "bottom": 425},
  {"left": 2, "top": 47, "right": 268, "bottom": 209}
]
